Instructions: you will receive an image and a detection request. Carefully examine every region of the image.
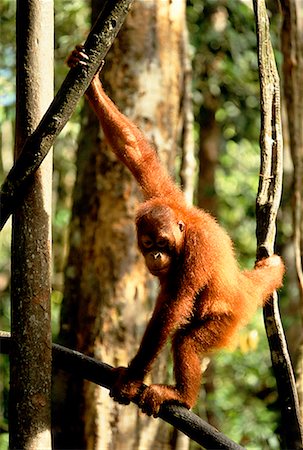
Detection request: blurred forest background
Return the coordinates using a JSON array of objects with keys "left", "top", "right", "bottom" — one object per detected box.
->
[{"left": 0, "top": 0, "right": 302, "bottom": 449}]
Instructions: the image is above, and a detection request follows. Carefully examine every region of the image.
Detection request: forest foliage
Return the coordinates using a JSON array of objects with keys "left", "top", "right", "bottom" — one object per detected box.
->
[{"left": 0, "top": 1, "right": 299, "bottom": 449}]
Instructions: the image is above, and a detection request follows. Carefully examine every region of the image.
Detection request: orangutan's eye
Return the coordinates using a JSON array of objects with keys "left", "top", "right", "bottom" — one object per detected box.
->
[
  {"left": 157, "top": 239, "right": 168, "bottom": 248},
  {"left": 142, "top": 238, "right": 153, "bottom": 249}
]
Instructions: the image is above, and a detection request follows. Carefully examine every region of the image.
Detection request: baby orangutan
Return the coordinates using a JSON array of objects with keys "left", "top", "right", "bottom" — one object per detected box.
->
[{"left": 68, "top": 47, "right": 285, "bottom": 417}]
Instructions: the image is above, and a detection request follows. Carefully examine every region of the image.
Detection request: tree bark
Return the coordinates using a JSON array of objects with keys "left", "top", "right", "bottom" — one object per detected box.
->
[
  {"left": 54, "top": 1, "right": 189, "bottom": 449},
  {"left": 180, "top": 25, "right": 195, "bottom": 206},
  {"left": 9, "top": 0, "right": 53, "bottom": 448},
  {"left": 280, "top": 0, "right": 303, "bottom": 418},
  {"left": 197, "top": 104, "right": 220, "bottom": 215},
  {"left": 280, "top": 0, "right": 303, "bottom": 307}
]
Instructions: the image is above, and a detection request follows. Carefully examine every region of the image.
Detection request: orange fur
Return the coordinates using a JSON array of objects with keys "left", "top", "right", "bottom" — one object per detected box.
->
[{"left": 68, "top": 48, "right": 285, "bottom": 417}]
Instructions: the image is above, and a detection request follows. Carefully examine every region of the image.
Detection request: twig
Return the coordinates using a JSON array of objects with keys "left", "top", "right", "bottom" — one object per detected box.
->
[
  {"left": 0, "top": 333, "right": 244, "bottom": 450},
  {"left": 0, "top": 0, "right": 134, "bottom": 231},
  {"left": 253, "top": 0, "right": 303, "bottom": 448}
]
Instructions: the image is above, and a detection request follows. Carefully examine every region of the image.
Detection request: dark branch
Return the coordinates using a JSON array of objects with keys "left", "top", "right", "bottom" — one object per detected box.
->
[
  {"left": 0, "top": 0, "right": 134, "bottom": 231},
  {"left": 0, "top": 334, "right": 244, "bottom": 450},
  {"left": 253, "top": 1, "right": 303, "bottom": 448}
]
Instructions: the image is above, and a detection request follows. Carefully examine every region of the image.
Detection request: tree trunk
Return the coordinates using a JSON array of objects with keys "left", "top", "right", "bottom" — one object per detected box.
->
[
  {"left": 10, "top": 0, "right": 53, "bottom": 448},
  {"left": 180, "top": 25, "right": 195, "bottom": 206},
  {"left": 280, "top": 0, "right": 303, "bottom": 418},
  {"left": 54, "top": 1, "right": 188, "bottom": 449},
  {"left": 197, "top": 104, "right": 220, "bottom": 215}
]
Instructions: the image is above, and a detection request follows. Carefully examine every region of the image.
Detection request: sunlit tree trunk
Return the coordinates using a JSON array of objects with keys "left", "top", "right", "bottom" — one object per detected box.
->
[
  {"left": 10, "top": 0, "right": 53, "bottom": 448},
  {"left": 54, "top": 1, "right": 189, "bottom": 449},
  {"left": 180, "top": 25, "right": 195, "bottom": 206}
]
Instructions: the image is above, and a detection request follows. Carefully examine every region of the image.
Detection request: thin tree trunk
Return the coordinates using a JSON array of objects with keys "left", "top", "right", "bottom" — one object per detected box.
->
[
  {"left": 180, "top": 25, "right": 195, "bottom": 206},
  {"left": 10, "top": 0, "right": 53, "bottom": 448},
  {"left": 280, "top": 0, "right": 303, "bottom": 417},
  {"left": 281, "top": 0, "right": 303, "bottom": 311},
  {"left": 197, "top": 105, "right": 220, "bottom": 215}
]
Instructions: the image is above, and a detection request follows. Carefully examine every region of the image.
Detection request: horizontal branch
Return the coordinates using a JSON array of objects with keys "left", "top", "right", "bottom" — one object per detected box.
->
[
  {"left": 0, "top": 0, "right": 134, "bottom": 231},
  {"left": 0, "top": 333, "right": 244, "bottom": 450}
]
